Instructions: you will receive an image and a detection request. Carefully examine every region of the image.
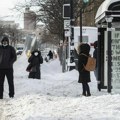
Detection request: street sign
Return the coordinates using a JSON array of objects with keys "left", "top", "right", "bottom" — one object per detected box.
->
[
  {"left": 64, "top": 20, "right": 70, "bottom": 29},
  {"left": 65, "top": 29, "right": 70, "bottom": 37}
]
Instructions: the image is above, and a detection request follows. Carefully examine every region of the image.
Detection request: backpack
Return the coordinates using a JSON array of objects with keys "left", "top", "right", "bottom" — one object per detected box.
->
[{"left": 82, "top": 54, "right": 96, "bottom": 71}]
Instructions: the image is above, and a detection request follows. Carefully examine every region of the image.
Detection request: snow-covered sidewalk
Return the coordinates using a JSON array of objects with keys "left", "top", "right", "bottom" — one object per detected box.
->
[{"left": 0, "top": 53, "right": 120, "bottom": 120}]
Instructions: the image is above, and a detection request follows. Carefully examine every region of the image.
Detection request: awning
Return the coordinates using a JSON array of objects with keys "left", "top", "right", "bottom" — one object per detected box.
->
[{"left": 95, "top": 0, "right": 120, "bottom": 24}]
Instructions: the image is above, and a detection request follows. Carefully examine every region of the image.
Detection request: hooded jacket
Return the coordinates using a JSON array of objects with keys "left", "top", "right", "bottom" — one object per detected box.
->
[
  {"left": 0, "top": 37, "right": 17, "bottom": 69},
  {"left": 28, "top": 50, "right": 43, "bottom": 79},
  {"left": 28, "top": 50, "right": 43, "bottom": 67}
]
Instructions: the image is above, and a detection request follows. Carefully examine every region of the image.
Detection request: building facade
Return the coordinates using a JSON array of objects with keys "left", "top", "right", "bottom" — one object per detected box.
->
[{"left": 24, "top": 7, "right": 36, "bottom": 30}]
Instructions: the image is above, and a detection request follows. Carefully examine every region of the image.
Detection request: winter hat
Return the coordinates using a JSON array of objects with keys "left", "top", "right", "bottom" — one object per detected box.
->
[{"left": 80, "top": 43, "right": 90, "bottom": 55}]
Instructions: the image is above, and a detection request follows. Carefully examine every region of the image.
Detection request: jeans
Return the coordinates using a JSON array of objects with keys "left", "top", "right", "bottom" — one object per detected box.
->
[{"left": 82, "top": 82, "right": 91, "bottom": 96}]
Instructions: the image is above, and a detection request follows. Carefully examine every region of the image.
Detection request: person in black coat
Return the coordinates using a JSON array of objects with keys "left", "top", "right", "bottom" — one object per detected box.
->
[
  {"left": 0, "top": 36, "right": 17, "bottom": 99},
  {"left": 78, "top": 43, "right": 91, "bottom": 96},
  {"left": 93, "top": 41, "right": 100, "bottom": 91},
  {"left": 47, "top": 50, "right": 53, "bottom": 60},
  {"left": 28, "top": 49, "right": 43, "bottom": 79}
]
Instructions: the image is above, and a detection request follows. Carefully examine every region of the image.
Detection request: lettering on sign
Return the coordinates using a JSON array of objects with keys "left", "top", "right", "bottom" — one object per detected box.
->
[{"left": 111, "top": 31, "right": 120, "bottom": 86}]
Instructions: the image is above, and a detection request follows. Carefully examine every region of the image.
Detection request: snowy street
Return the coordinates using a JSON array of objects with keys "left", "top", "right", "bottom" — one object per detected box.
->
[
  {"left": 0, "top": 53, "right": 120, "bottom": 120},
  {"left": 0, "top": 0, "right": 120, "bottom": 119}
]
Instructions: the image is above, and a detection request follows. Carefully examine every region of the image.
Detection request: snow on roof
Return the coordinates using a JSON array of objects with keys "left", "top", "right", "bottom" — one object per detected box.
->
[{"left": 95, "top": 0, "right": 120, "bottom": 24}]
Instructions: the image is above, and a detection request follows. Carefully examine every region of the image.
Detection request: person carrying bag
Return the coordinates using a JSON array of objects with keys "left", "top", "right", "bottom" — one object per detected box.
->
[{"left": 27, "top": 49, "right": 43, "bottom": 79}]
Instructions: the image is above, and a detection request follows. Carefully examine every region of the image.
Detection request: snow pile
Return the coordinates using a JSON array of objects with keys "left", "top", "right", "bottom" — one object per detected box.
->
[{"left": 0, "top": 53, "right": 120, "bottom": 120}]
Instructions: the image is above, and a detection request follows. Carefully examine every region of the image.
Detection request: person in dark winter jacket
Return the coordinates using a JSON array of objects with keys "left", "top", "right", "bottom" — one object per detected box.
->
[
  {"left": 47, "top": 50, "right": 53, "bottom": 60},
  {"left": 78, "top": 43, "right": 91, "bottom": 96},
  {"left": 0, "top": 36, "right": 17, "bottom": 99},
  {"left": 27, "top": 49, "right": 43, "bottom": 79},
  {"left": 93, "top": 41, "right": 100, "bottom": 91}
]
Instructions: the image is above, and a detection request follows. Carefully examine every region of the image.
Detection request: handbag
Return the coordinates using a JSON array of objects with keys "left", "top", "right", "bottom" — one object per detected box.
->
[
  {"left": 26, "top": 63, "right": 32, "bottom": 72},
  {"left": 30, "top": 66, "right": 37, "bottom": 72}
]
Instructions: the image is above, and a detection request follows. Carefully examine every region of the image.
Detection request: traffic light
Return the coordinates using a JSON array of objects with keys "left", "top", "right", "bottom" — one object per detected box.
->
[{"left": 63, "top": 4, "right": 70, "bottom": 19}]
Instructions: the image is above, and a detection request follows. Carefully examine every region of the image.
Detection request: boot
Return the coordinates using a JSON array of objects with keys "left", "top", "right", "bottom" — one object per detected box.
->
[
  {"left": 98, "top": 83, "right": 101, "bottom": 91},
  {"left": 82, "top": 92, "right": 86, "bottom": 96},
  {"left": 86, "top": 93, "right": 91, "bottom": 97}
]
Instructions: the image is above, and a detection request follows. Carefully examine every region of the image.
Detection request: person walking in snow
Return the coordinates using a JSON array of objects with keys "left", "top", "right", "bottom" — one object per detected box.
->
[
  {"left": 27, "top": 49, "right": 43, "bottom": 79},
  {"left": 47, "top": 50, "right": 53, "bottom": 60},
  {"left": 93, "top": 41, "right": 100, "bottom": 91},
  {"left": 78, "top": 43, "right": 91, "bottom": 97},
  {"left": 0, "top": 36, "right": 17, "bottom": 99}
]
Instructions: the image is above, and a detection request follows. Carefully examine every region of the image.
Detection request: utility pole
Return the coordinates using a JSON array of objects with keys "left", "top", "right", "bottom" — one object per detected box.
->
[
  {"left": 80, "top": 8, "right": 82, "bottom": 43},
  {"left": 69, "top": 0, "right": 75, "bottom": 70},
  {"left": 63, "top": 0, "right": 71, "bottom": 71},
  {"left": 63, "top": 0, "right": 75, "bottom": 71}
]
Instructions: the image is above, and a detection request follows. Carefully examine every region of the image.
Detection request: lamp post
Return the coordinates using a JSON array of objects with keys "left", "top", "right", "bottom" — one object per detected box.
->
[
  {"left": 80, "top": 8, "right": 82, "bottom": 43},
  {"left": 80, "top": 0, "right": 89, "bottom": 43}
]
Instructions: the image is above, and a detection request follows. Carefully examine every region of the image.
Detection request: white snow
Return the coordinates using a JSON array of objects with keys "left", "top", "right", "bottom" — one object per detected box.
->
[{"left": 0, "top": 52, "right": 120, "bottom": 120}]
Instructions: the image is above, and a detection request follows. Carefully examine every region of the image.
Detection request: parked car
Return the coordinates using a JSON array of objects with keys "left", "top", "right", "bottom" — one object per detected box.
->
[
  {"left": 16, "top": 44, "right": 25, "bottom": 55},
  {"left": 16, "top": 47, "right": 24, "bottom": 55}
]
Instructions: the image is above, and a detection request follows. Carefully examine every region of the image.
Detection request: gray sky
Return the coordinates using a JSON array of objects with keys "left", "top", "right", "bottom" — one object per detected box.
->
[
  {"left": 0, "top": 0, "right": 43, "bottom": 28},
  {"left": 0, "top": 0, "right": 25, "bottom": 28},
  {"left": 0, "top": 0, "right": 18, "bottom": 16}
]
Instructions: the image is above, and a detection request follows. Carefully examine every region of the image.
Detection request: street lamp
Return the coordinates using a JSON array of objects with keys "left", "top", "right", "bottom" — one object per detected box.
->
[{"left": 80, "top": 0, "right": 89, "bottom": 43}]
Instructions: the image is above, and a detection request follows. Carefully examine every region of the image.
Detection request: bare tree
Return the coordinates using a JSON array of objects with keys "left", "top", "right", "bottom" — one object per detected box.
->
[
  {"left": 14, "top": 0, "right": 104, "bottom": 42},
  {"left": 40, "top": 28, "right": 59, "bottom": 45},
  {"left": 14, "top": 0, "right": 79, "bottom": 42},
  {"left": 0, "top": 22, "right": 23, "bottom": 46}
]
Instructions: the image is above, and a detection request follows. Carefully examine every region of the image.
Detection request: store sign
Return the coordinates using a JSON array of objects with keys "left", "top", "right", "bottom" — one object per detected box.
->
[{"left": 111, "top": 31, "right": 120, "bottom": 87}]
